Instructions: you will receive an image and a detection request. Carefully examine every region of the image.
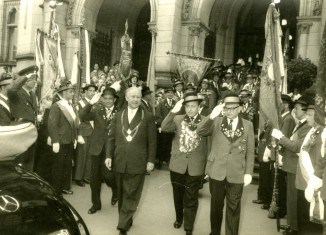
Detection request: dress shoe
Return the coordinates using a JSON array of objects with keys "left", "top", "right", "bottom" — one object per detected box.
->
[
  {"left": 185, "top": 230, "right": 192, "bottom": 235},
  {"left": 261, "top": 204, "right": 269, "bottom": 210},
  {"left": 174, "top": 220, "right": 182, "bottom": 228},
  {"left": 111, "top": 197, "right": 118, "bottom": 205},
  {"left": 252, "top": 199, "right": 264, "bottom": 204},
  {"left": 62, "top": 189, "right": 73, "bottom": 195},
  {"left": 283, "top": 229, "right": 298, "bottom": 235},
  {"left": 88, "top": 206, "right": 101, "bottom": 214},
  {"left": 279, "top": 225, "right": 290, "bottom": 230},
  {"left": 83, "top": 179, "right": 90, "bottom": 184},
  {"left": 119, "top": 229, "right": 127, "bottom": 235},
  {"left": 75, "top": 180, "right": 85, "bottom": 187}
]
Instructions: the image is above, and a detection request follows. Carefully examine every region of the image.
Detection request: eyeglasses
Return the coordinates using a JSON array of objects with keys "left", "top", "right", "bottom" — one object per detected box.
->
[{"left": 223, "top": 106, "right": 240, "bottom": 112}]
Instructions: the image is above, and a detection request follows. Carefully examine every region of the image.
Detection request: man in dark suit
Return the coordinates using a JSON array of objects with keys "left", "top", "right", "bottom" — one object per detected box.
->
[
  {"left": 74, "top": 84, "right": 98, "bottom": 187},
  {"left": 156, "top": 86, "right": 176, "bottom": 168},
  {"left": 197, "top": 93, "right": 255, "bottom": 235},
  {"left": 0, "top": 73, "right": 14, "bottom": 125},
  {"left": 8, "top": 65, "right": 39, "bottom": 171},
  {"left": 48, "top": 81, "right": 82, "bottom": 195},
  {"left": 271, "top": 96, "right": 311, "bottom": 235},
  {"left": 161, "top": 92, "right": 208, "bottom": 235},
  {"left": 79, "top": 87, "right": 118, "bottom": 214},
  {"left": 105, "top": 87, "right": 157, "bottom": 235},
  {"left": 141, "top": 86, "right": 154, "bottom": 113}
]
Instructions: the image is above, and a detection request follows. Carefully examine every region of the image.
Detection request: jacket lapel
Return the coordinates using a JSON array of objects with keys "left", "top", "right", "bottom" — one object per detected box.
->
[
  {"left": 292, "top": 120, "right": 307, "bottom": 135},
  {"left": 129, "top": 108, "right": 142, "bottom": 130}
]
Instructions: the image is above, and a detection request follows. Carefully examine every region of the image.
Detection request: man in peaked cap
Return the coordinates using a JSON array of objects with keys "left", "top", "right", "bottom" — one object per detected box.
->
[
  {"left": 161, "top": 92, "right": 208, "bottom": 235},
  {"left": 7, "top": 65, "right": 39, "bottom": 171},
  {"left": 197, "top": 93, "right": 255, "bottom": 235},
  {"left": 0, "top": 73, "right": 14, "bottom": 125}
]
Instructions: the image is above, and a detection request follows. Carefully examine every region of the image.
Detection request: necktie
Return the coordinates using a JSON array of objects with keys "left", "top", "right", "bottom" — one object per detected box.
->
[
  {"left": 168, "top": 99, "right": 172, "bottom": 106},
  {"left": 228, "top": 119, "right": 234, "bottom": 137}
]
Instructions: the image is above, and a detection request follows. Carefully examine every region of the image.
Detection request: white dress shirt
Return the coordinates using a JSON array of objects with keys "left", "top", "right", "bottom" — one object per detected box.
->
[
  {"left": 228, "top": 116, "right": 239, "bottom": 131},
  {"left": 128, "top": 107, "right": 139, "bottom": 124}
]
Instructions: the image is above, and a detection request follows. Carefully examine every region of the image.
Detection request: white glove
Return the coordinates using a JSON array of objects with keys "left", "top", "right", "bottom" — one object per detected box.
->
[
  {"left": 244, "top": 174, "right": 252, "bottom": 186},
  {"left": 171, "top": 99, "right": 184, "bottom": 113},
  {"left": 105, "top": 158, "right": 112, "bottom": 171},
  {"left": 305, "top": 186, "right": 315, "bottom": 202},
  {"left": 74, "top": 140, "right": 77, "bottom": 149},
  {"left": 47, "top": 136, "right": 52, "bottom": 146},
  {"left": 263, "top": 147, "right": 271, "bottom": 162},
  {"left": 52, "top": 143, "right": 60, "bottom": 153},
  {"left": 271, "top": 129, "right": 284, "bottom": 140},
  {"left": 77, "top": 135, "right": 85, "bottom": 144},
  {"left": 158, "top": 127, "right": 162, "bottom": 133},
  {"left": 308, "top": 175, "right": 323, "bottom": 190},
  {"left": 278, "top": 154, "right": 283, "bottom": 167},
  {"left": 147, "top": 162, "right": 155, "bottom": 172},
  {"left": 89, "top": 92, "right": 102, "bottom": 105},
  {"left": 37, "top": 114, "right": 43, "bottom": 123},
  {"left": 210, "top": 103, "right": 225, "bottom": 120}
]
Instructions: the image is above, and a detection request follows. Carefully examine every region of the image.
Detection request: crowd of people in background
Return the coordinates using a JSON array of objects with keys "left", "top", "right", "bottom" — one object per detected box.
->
[{"left": 0, "top": 57, "right": 324, "bottom": 235}]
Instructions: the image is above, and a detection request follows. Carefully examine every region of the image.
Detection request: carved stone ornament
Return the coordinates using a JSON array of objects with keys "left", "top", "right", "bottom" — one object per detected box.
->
[
  {"left": 65, "top": 0, "right": 75, "bottom": 26},
  {"left": 70, "top": 29, "right": 80, "bottom": 38},
  {"left": 297, "top": 23, "right": 313, "bottom": 34},
  {"left": 148, "top": 26, "right": 157, "bottom": 37},
  {"left": 80, "top": 5, "right": 85, "bottom": 26},
  {"left": 313, "top": 0, "right": 322, "bottom": 16},
  {"left": 189, "top": 26, "right": 203, "bottom": 37},
  {"left": 182, "top": 0, "right": 192, "bottom": 21}
]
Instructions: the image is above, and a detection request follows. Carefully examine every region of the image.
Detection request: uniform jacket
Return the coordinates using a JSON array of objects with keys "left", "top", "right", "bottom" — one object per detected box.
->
[
  {"left": 161, "top": 113, "right": 208, "bottom": 176},
  {"left": 0, "top": 94, "right": 13, "bottom": 125},
  {"left": 155, "top": 98, "right": 176, "bottom": 126},
  {"left": 77, "top": 98, "right": 93, "bottom": 137},
  {"left": 48, "top": 100, "right": 81, "bottom": 145},
  {"left": 280, "top": 120, "right": 310, "bottom": 174},
  {"left": 106, "top": 106, "right": 157, "bottom": 174},
  {"left": 197, "top": 116, "right": 255, "bottom": 184},
  {"left": 7, "top": 77, "right": 37, "bottom": 123},
  {"left": 296, "top": 127, "right": 323, "bottom": 191},
  {"left": 79, "top": 102, "right": 117, "bottom": 156}
]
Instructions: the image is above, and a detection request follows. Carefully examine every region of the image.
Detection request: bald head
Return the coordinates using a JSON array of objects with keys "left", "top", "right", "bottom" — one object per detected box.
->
[{"left": 126, "top": 87, "right": 142, "bottom": 109}]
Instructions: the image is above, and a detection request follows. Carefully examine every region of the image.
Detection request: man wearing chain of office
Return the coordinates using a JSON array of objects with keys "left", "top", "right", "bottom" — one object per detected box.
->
[{"left": 104, "top": 87, "right": 157, "bottom": 235}]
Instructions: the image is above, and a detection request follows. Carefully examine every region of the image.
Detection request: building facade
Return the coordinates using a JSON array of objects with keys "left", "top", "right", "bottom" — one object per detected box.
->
[{"left": 0, "top": 0, "right": 324, "bottom": 88}]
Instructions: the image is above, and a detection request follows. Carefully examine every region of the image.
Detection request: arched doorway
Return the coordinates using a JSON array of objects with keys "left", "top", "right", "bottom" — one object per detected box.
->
[{"left": 91, "top": 0, "right": 152, "bottom": 79}]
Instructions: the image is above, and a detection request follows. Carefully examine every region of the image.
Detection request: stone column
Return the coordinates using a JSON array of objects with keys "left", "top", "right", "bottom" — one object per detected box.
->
[{"left": 16, "top": 0, "right": 43, "bottom": 70}]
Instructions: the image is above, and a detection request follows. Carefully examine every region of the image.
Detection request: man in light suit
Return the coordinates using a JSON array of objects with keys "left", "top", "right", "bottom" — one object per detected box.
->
[
  {"left": 161, "top": 92, "right": 208, "bottom": 235},
  {"left": 197, "top": 93, "right": 255, "bottom": 235},
  {"left": 271, "top": 96, "right": 311, "bottom": 235},
  {"left": 105, "top": 87, "right": 157, "bottom": 235}
]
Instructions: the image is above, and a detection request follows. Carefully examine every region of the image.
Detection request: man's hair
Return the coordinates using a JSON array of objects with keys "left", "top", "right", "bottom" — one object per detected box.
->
[{"left": 125, "top": 87, "right": 141, "bottom": 97}]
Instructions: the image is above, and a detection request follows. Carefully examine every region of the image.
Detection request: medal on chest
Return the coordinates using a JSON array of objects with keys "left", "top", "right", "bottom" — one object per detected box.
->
[{"left": 121, "top": 109, "right": 144, "bottom": 142}]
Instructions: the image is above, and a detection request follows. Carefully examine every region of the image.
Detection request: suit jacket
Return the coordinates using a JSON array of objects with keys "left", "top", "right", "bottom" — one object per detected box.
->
[
  {"left": 77, "top": 98, "right": 93, "bottom": 137},
  {"left": 48, "top": 100, "right": 80, "bottom": 144},
  {"left": 313, "top": 131, "right": 326, "bottom": 200},
  {"left": 161, "top": 113, "right": 208, "bottom": 176},
  {"left": 197, "top": 116, "right": 255, "bottom": 183},
  {"left": 156, "top": 99, "right": 176, "bottom": 126},
  {"left": 257, "top": 123, "right": 273, "bottom": 163},
  {"left": 0, "top": 95, "right": 13, "bottom": 125},
  {"left": 141, "top": 99, "right": 153, "bottom": 113},
  {"left": 106, "top": 106, "right": 157, "bottom": 174},
  {"left": 7, "top": 77, "right": 37, "bottom": 123},
  {"left": 296, "top": 127, "right": 323, "bottom": 190},
  {"left": 280, "top": 120, "right": 310, "bottom": 174},
  {"left": 79, "top": 102, "right": 117, "bottom": 156}
]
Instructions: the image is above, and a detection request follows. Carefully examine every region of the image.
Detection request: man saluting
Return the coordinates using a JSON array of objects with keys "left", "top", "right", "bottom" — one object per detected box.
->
[
  {"left": 105, "top": 87, "right": 157, "bottom": 235},
  {"left": 197, "top": 93, "right": 255, "bottom": 235}
]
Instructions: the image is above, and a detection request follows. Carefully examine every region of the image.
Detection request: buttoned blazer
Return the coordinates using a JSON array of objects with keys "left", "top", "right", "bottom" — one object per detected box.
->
[
  {"left": 296, "top": 127, "right": 323, "bottom": 190},
  {"left": 48, "top": 102, "right": 80, "bottom": 144},
  {"left": 7, "top": 77, "right": 37, "bottom": 123},
  {"left": 197, "top": 116, "right": 255, "bottom": 184},
  {"left": 79, "top": 102, "right": 117, "bottom": 156},
  {"left": 77, "top": 98, "right": 93, "bottom": 137},
  {"left": 280, "top": 121, "right": 310, "bottom": 174},
  {"left": 106, "top": 106, "right": 157, "bottom": 174},
  {"left": 156, "top": 99, "right": 176, "bottom": 126},
  {"left": 0, "top": 97, "right": 13, "bottom": 125},
  {"left": 161, "top": 113, "right": 208, "bottom": 176}
]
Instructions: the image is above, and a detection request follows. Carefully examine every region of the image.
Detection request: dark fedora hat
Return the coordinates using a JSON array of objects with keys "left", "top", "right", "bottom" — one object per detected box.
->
[
  {"left": 281, "top": 94, "right": 293, "bottom": 105},
  {"left": 182, "top": 92, "right": 203, "bottom": 105},
  {"left": 102, "top": 86, "right": 118, "bottom": 98},
  {"left": 141, "top": 86, "right": 153, "bottom": 96},
  {"left": 18, "top": 65, "right": 39, "bottom": 78},
  {"left": 294, "top": 95, "right": 311, "bottom": 107},
  {"left": 57, "top": 80, "right": 74, "bottom": 93},
  {"left": 82, "top": 83, "right": 98, "bottom": 92},
  {"left": 0, "top": 73, "right": 12, "bottom": 86},
  {"left": 165, "top": 86, "right": 174, "bottom": 92}
]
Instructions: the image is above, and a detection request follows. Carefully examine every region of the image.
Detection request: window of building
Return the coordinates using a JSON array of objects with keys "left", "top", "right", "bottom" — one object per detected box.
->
[{"left": 7, "top": 8, "right": 18, "bottom": 61}]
